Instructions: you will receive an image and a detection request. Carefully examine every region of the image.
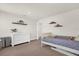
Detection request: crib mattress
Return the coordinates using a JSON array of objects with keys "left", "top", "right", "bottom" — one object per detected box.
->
[{"left": 42, "top": 37, "right": 79, "bottom": 50}]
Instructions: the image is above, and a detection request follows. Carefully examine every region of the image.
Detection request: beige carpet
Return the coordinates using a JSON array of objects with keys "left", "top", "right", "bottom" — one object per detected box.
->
[{"left": 0, "top": 40, "right": 65, "bottom": 56}]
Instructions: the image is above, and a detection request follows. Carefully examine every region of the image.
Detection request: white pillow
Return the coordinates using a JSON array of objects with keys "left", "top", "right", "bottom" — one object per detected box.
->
[
  {"left": 75, "top": 36, "right": 79, "bottom": 41},
  {"left": 41, "top": 32, "right": 55, "bottom": 38}
]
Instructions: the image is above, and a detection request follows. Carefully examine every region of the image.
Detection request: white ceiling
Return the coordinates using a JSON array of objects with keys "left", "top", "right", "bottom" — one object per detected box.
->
[{"left": 0, "top": 3, "right": 79, "bottom": 20}]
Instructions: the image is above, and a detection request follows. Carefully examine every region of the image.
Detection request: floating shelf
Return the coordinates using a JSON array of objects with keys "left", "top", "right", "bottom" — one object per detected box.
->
[
  {"left": 12, "top": 20, "right": 27, "bottom": 25},
  {"left": 10, "top": 28, "right": 17, "bottom": 32},
  {"left": 49, "top": 21, "right": 56, "bottom": 24},
  {"left": 12, "top": 22, "right": 27, "bottom": 25},
  {"left": 54, "top": 24, "right": 63, "bottom": 27}
]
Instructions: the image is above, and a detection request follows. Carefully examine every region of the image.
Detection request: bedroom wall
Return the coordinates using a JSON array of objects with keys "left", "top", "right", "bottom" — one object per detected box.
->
[
  {"left": 0, "top": 11, "right": 37, "bottom": 40},
  {"left": 37, "top": 9, "right": 79, "bottom": 37}
]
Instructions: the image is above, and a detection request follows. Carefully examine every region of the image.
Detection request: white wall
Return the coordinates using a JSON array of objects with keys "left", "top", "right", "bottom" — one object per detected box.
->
[
  {"left": 0, "top": 11, "right": 37, "bottom": 40},
  {"left": 37, "top": 9, "right": 79, "bottom": 37},
  {"left": 1, "top": 9, "right": 79, "bottom": 40}
]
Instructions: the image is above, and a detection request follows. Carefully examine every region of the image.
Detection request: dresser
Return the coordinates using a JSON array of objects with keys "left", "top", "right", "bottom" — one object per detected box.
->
[
  {"left": 11, "top": 32, "right": 30, "bottom": 47},
  {"left": 0, "top": 37, "right": 11, "bottom": 48}
]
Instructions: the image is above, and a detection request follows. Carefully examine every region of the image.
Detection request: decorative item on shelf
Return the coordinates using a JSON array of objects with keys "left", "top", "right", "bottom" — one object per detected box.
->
[
  {"left": 18, "top": 20, "right": 24, "bottom": 23},
  {"left": 12, "top": 20, "right": 27, "bottom": 25},
  {"left": 49, "top": 21, "right": 56, "bottom": 24},
  {"left": 54, "top": 24, "right": 63, "bottom": 27},
  {"left": 10, "top": 28, "right": 17, "bottom": 32}
]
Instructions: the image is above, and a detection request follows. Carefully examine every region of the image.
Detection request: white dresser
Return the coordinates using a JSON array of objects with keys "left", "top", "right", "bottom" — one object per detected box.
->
[{"left": 11, "top": 32, "right": 30, "bottom": 47}]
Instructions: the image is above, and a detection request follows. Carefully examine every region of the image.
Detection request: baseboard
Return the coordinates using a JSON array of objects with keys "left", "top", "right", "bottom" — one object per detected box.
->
[{"left": 51, "top": 47, "right": 76, "bottom": 56}]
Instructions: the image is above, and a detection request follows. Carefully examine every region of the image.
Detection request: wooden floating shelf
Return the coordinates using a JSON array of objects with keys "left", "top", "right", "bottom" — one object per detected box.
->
[
  {"left": 49, "top": 21, "right": 56, "bottom": 24},
  {"left": 54, "top": 24, "right": 63, "bottom": 27},
  {"left": 12, "top": 22, "right": 27, "bottom": 25}
]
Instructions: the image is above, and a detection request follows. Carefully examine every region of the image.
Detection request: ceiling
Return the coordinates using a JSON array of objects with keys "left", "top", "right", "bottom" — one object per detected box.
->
[{"left": 0, "top": 3, "right": 79, "bottom": 20}]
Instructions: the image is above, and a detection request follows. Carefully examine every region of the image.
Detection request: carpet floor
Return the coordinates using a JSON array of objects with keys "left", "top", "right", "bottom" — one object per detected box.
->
[{"left": 0, "top": 40, "right": 65, "bottom": 56}]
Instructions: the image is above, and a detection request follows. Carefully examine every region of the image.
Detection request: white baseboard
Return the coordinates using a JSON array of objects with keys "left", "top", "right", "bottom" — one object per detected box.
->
[
  {"left": 51, "top": 47, "right": 76, "bottom": 56},
  {"left": 30, "top": 38, "right": 37, "bottom": 41}
]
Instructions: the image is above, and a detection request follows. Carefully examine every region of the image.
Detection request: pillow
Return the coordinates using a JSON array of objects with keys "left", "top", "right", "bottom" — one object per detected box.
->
[
  {"left": 41, "top": 32, "right": 55, "bottom": 38},
  {"left": 75, "top": 35, "right": 79, "bottom": 41}
]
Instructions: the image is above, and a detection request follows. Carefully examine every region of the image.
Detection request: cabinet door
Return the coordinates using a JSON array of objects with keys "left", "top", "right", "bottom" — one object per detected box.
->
[
  {"left": 0, "top": 40, "right": 2, "bottom": 48},
  {"left": 5, "top": 37, "right": 11, "bottom": 47}
]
